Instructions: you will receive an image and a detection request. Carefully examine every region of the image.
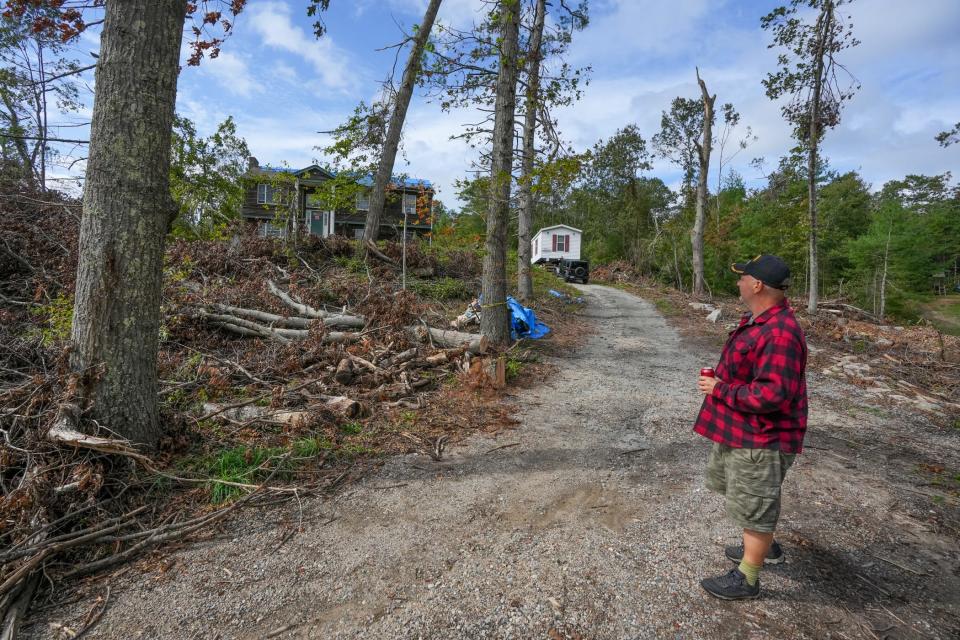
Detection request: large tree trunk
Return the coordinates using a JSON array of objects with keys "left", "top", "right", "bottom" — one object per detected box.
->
[
  {"left": 806, "top": 0, "right": 832, "bottom": 315},
  {"left": 69, "top": 0, "right": 186, "bottom": 446},
  {"left": 516, "top": 0, "right": 546, "bottom": 303},
  {"left": 692, "top": 68, "right": 715, "bottom": 297},
  {"left": 481, "top": 0, "right": 522, "bottom": 346},
  {"left": 361, "top": 0, "right": 443, "bottom": 246}
]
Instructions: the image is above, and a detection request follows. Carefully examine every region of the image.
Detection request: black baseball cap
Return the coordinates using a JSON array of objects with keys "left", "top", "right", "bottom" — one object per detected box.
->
[{"left": 731, "top": 254, "right": 791, "bottom": 290}]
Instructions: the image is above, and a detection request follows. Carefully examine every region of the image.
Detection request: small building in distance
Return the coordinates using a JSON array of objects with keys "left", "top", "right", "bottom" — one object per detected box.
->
[
  {"left": 531, "top": 224, "right": 582, "bottom": 264},
  {"left": 240, "top": 156, "right": 434, "bottom": 239}
]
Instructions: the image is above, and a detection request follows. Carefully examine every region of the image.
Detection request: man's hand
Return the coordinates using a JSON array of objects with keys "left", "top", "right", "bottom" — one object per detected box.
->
[{"left": 698, "top": 375, "right": 722, "bottom": 395}]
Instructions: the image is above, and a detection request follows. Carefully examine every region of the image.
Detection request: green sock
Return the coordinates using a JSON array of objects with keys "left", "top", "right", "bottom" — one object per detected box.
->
[{"left": 738, "top": 559, "right": 761, "bottom": 586}]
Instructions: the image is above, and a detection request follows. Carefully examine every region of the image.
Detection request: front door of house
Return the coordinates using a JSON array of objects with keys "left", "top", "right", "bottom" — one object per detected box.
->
[{"left": 309, "top": 210, "right": 325, "bottom": 236}]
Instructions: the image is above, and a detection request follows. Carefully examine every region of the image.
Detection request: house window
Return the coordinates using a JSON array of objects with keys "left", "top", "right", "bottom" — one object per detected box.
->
[
  {"left": 356, "top": 191, "right": 370, "bottom": 211},
  {"left": 353, "top": 226, "right": 365, "bottom": 239},
  {"left": 257, "top": 184, "right": 279, "bottom": 205},
  {"left": 534, "top": 238, "right": 538, "bottom": 254},
  {"left": 257, "top": 220, "right": 286, "bottom": 238},
  {"left": 553, "top": 234, "right": 569, "bottom": 252},
  {"left": 402, "top": 193, "right": 417, "bottom": 216},
  {"left": 305, "top": 193, "right": 324, "bottom": 209}
]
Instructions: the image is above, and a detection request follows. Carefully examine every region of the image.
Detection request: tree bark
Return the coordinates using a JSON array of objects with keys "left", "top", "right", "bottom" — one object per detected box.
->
[
  {"left": 361, "top": 0, "right": 443, "bottom": 245},
  {"left": 692, "top": 68, "right": 715, "bottom": 297},
  {"left": 408, "top": 325, "right": 488, "bottom": 354},
  {"left": 517, "top": 0, "right": 546, "bottom": 303},
  {"left": 481, "top": 0, "right": 522, "bottom": 346},
  {"left": 879, "top": 220, "right": 891, "bottom": 319},
  {"left": 69, "top": 0, "right": 187, "bottom": 446},
  {"left": 807, "top": 0, "right": 832, "bottom": 315}
]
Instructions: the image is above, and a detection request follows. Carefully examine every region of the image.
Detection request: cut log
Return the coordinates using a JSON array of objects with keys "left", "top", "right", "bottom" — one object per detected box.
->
[
  {"left": 267, "top": 279, "right": 326, "bottom": 318},
  {"left": 408, "top": 326, "right": 488, "bottom": 354},
  {"left": 379, "top": 347, "right": 418, "bottom": 368},
  {"left": 317, "top": 394, "right": 364, "bottom": 418},
  {"left": 334, "top": 358, "right": 355, "bottom": 384},
  {"left": 346, "top": 352, "right": 385, "bottom": 374},
  {"left": 322, "top": 314, "right": 366, "bottom": 330},
  {"left": 208, "top": 303, "right": 315, "bottom": 329},
  {"left": 266, "top": 280, "right": 368, "bottom": 326},
  {"left": 199, "top": 309, "right": 358, "bottom": 345},
  {"left": 200, "top": 403, "right": 310, "bottom": 426}
]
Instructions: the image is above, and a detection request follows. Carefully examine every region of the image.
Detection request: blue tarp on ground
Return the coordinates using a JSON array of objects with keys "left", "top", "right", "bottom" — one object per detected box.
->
[
  {"left": 548, "top": 289, "right": 584, "bottom": 304},
  {"left": 506, "top": 296, "right": 550, "bottom": 340}
]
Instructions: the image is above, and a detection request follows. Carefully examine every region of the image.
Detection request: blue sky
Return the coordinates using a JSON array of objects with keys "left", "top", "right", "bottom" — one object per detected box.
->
[{"left": 60, "top": 0, "right": 960, "bottom": 207}]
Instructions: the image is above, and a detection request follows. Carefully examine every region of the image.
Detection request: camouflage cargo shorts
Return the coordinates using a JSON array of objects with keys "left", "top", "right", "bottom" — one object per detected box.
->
[{"left": 705, "top": 443, "right": 796, "bottom": 533}]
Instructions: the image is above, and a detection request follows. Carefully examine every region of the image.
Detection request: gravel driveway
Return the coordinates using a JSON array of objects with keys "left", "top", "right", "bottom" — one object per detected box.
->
[{"left": 31, "top": 285, "right": 960, "bottom": 639}]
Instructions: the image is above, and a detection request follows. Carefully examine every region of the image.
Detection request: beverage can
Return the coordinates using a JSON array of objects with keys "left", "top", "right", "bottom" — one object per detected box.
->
[{"left": 700, "top": 367, "right": 715, "bottom": 378}]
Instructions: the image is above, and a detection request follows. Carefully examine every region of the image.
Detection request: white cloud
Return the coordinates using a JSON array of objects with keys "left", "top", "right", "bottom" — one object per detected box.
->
[
  {"left": 246, "top": 1, "right": 357, "bottom": 92},
  {"left": 200, "top": 51, "right": 257, "bottom": 97}
]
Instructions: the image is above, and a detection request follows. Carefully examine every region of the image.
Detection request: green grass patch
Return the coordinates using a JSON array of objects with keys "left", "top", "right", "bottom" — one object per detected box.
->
[
  {"left": 333, "top": 255, "right": 367, "bottom": 274},
  {"left": 653, "top": 297, "right": 681, "bottom": 316},
  {"left": 410, "top": 277, "right": 471, "bottom": 300},
  {"left": 186, "top": 436, "right": 333, "bottom": 504},
  {"left": 530, "top": 264, "right": 581, "bottom": 300},
  {"left": 917, "top": 295, "right": 960, "bottom": 336},
  {"left": 339, "top": 420, "right": 363, "bottom": 435}
]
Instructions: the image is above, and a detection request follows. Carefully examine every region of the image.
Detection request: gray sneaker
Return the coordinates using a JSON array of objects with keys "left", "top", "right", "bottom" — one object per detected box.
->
[
  {"left": 700, "top": 568, "right": 761, "bottom": 600},
  {"left": 725, "top": 540, "right": 785, "bottom": 565}
]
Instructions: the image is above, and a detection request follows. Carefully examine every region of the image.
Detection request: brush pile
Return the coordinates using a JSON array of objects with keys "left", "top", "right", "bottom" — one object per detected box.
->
[{"left": 0, "top": 188, "right": 504, "bottom": 635}]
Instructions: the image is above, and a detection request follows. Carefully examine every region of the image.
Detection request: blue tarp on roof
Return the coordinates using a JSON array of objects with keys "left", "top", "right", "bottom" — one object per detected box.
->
[
  {"left": 257, "top": 165, "right": 431, "bottom": 189},
  {"left": 355, "top": 174, "right": 432, "bottom": 189}
]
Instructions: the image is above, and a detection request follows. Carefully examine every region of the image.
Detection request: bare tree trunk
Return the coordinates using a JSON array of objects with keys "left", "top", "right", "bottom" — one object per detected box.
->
[
  {"left": 69, "top": 0, "right": 186, "bottom": 446},
  {"left": 879, "top": 221, "right": 892, "bottom": 319},
  {"left": 517, "top": 0, "right": 545, "bottom": 303},
  {"left": 0, "top": 88, "right": 36, "bottom": 187},
  {"left": 692, "top": 67, "right": 715, "bottom": 297},
  {"left": 807, "top": 0, "right": 833, "bottom": 315},
  {"left": 362, "top": 0, "right": 443, "bottom": 246},
  {"left": 480, "top": 0, "right": 521, "bottom": 346},
  {"left": 37, "top": 40, "right": 46, "bottom": 191}
]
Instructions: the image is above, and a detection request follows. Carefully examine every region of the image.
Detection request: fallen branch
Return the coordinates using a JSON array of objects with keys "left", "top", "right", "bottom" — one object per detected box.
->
[{"left": 364, "top": 239, "right": 397, "bottom": 266}]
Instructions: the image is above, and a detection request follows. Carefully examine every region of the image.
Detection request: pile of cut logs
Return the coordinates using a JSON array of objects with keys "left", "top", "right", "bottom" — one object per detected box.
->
[{"left": 191, "top": 280, "right": 496, "bottom": 419}]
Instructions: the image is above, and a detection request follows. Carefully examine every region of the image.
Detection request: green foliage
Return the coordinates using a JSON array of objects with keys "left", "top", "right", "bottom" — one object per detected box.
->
[
  {"left": 410, "top": 277, "right": 471, "bottom": 300},
  {"left": 169, "top": 114, "right": 250, "bottom": 239},
  {"left": 505, "top": 357, "right": 523, "bottom": 381},
  {"left": 339, "top": 420, "right": 363, "bottom": 435},
  {"left": 29, "top": 293, "right": 73, "bottom": 345},
  {"left": 333, "top": 254, "right": 367, "bottom": 274},
  {"left": 761, "top": 0, "right": 860, "bottom": 145}
]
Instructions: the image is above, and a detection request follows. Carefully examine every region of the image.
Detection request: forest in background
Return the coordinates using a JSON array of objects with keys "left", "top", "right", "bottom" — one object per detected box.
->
[{"left": 442, "top": 153, "right": 960, "bottom": 328}]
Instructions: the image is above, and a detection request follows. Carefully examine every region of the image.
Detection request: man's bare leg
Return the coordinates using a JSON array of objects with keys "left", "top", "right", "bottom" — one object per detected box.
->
[
  {"left": 743, "top": 529, "right": 774, "bottom": 565},
  {"left": 739, "top": 529, "right": 773, "bottom": 586}
]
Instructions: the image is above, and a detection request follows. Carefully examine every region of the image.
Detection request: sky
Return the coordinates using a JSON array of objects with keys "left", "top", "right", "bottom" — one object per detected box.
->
[{"left": 55, "top": 0, "right": 960, "bottom": 207}]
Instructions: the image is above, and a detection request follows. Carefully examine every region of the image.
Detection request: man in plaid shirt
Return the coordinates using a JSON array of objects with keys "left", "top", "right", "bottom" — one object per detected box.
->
[{"left": 694, "top": 254, "right": 808, "bottom": 600}]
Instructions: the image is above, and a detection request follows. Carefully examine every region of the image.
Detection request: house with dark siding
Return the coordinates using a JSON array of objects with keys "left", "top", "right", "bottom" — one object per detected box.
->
[{"left": 241, "top": 156, "right": 434, "bottom": 239}]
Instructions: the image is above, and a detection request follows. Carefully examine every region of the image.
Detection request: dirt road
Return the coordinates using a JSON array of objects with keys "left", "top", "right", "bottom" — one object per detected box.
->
[{"left": 33, "top": 285, "right": 960, "bottom": 639}]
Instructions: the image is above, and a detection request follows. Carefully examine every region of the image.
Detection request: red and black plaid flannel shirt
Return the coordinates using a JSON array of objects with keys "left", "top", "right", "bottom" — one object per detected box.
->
[{"left": 693, "top": 300, "right": 808, "bottom": 453}]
